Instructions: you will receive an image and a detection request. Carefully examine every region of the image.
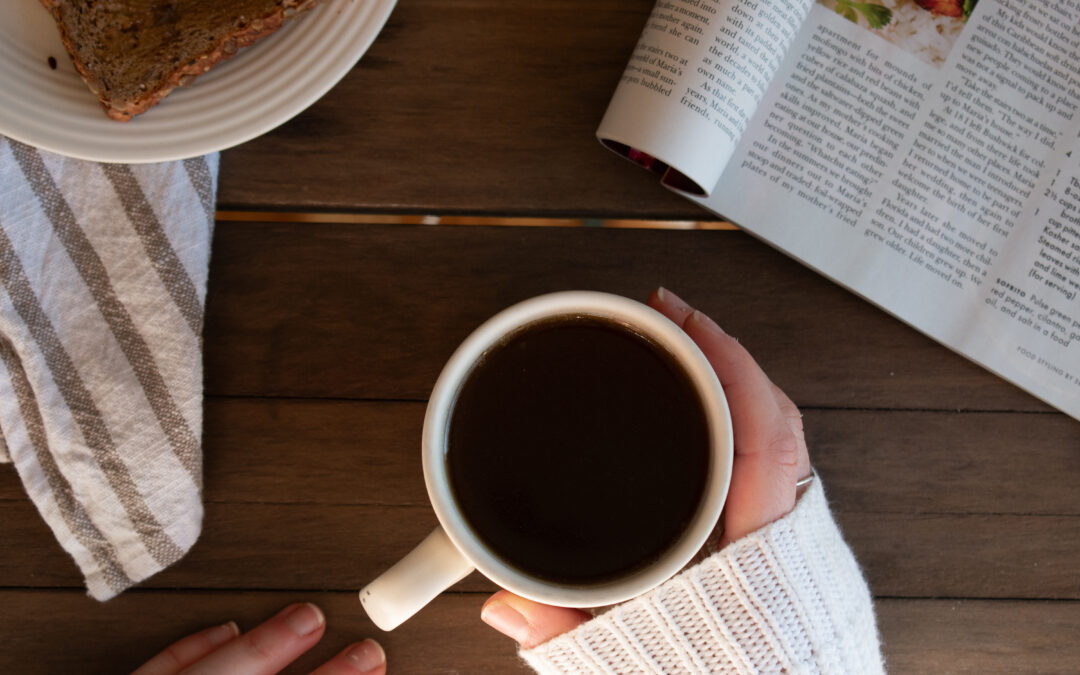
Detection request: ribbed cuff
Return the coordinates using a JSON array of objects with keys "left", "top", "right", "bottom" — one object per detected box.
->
[{"left": 521, "top": 480, "right": 883, "bottom": 674}]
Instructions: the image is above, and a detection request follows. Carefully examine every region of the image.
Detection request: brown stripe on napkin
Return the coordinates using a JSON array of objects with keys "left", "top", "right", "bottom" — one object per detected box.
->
[
  {"left": 0, "top": 135, "right": 216, "bottom": 600},
  {"left": 184, "top": 156, "right": 217, "bottom": 228},
  {"left": 0, "top": 336, "right": 133, "bottom": 593},
  {"left": 0, "top": 225, "right": 186, "bottom": 566},
  {"left": 11, "top": 143, "right": 201, "bottom": 483},
  {"left": 102, "top": 164, "right": 204, "bottom": 336}
]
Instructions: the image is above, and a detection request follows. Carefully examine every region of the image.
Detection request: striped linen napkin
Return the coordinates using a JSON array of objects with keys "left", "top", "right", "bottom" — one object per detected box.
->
[{"left": 0, "top": 136, "right": 217, "bottom": 600}]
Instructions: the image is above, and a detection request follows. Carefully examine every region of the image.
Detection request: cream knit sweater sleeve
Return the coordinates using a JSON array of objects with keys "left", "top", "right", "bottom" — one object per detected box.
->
[{"left": 520, "top": 479, "right": 883, "bottom": 674}]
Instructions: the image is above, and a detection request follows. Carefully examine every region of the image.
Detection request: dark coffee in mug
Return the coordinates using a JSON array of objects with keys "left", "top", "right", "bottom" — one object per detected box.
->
[{"left": 446, "top": 315, "right": 710, "bottom": 585}]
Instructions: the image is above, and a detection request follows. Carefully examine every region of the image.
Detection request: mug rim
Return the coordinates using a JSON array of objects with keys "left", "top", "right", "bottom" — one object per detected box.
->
[{"left": 422, "top": 291, "right": 734, "bottom": 607}]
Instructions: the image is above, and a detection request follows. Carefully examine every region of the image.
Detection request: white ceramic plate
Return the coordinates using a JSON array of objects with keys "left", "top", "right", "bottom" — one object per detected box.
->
[{"left": 0, "top": 0, "right": 397, "bottom": 163}]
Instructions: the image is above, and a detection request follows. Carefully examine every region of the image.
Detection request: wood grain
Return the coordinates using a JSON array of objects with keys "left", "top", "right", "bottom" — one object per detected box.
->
[
  {"left": 839, "top": 512, "right": 1080, "bottom": 599},
  {"left": 216, "top": 0, "right": 703, "bottom": 219},
  {"left": 2, "top": 397, "right": 1076, "bottom": 597},
  {"left": 203, "top": 221, "right": 1053, "bottom": 411},
  {"left": 0, "top": 590, "right": 1076, "bottom": 674},
  {"left": 805, "top": 410, "right": 1080, "bottom": 516},
  {"left": 0, "top": 590, "right": 526, "bottom": 675},
  {"left": 3, "top": 490, "right": 1076, "bottom": 598},
  {"left": 5, "top": 403, "right": 1076, "bottom": 516},
  {"left": 876, "top": 599, "right": 1080, "bottom": 674}
]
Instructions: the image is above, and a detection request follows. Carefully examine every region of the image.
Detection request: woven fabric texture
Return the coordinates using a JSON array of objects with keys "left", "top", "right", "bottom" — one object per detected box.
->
[{"left": 0, "top": 136, "right": 217, "bottom": 600}]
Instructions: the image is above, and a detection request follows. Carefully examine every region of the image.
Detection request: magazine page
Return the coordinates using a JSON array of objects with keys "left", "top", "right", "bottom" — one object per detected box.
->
[
  {"left": 697, "top": 0, "right": 1080, "bottom": 418},
  {"left": 596, "top": 0, "right": 816, "bottom": 195}
]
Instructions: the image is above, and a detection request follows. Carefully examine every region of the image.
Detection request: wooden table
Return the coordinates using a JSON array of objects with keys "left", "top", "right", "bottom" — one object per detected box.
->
[{"left": 3, "top": 1, "right": 1078, "bottom": 672}]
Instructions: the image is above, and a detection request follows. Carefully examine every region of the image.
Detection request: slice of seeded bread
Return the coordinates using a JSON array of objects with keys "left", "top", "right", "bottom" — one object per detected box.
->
[{"left": 40, "top": 0, "right": 324, "bottom": 121}]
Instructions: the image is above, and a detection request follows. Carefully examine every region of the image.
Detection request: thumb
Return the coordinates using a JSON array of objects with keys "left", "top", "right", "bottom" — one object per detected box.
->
[{"left": 481, "top": 591, "right": 591, "bottom": 648}]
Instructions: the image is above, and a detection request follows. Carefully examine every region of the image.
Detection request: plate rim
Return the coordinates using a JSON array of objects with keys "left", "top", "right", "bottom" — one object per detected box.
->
[{"left": 0, "top": 0, "right": 398, "bottom": 163}]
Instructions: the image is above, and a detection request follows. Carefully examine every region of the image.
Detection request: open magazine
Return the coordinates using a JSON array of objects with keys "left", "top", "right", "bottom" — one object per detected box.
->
[{"left": 599, "top": 0, "right": 1080, "bottom": 419}]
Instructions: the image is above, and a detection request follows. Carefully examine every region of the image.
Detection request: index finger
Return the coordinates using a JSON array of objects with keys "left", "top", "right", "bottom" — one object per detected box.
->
[
  {"left": 648, "top": 288, "right": 806, "bottom": 542},
  {"left": 132, "top": 622, "right": 239, "bottom": 675},
  {"left": 180, "top": 603, "right": 326, "bottom": 675},
  {"left": 648, "top": 288, "right": 794, "bottom": 458}
]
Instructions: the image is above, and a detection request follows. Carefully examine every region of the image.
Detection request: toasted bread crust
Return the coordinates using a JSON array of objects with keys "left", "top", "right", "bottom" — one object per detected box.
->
[{"left": 41, "top": 0, "right": 323, "bottom": 122}]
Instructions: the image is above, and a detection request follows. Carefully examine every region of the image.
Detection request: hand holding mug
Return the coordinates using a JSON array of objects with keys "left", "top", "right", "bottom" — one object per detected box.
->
[
  {"left": 361, "top": 290, "right": 735, "bottom": 631},
  {"left": 481, "top": 287, "right": 812, "bottom": 647}
]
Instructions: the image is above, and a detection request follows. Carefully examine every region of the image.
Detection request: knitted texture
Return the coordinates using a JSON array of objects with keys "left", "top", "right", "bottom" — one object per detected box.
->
[{"left": 521, "top": 480, "right": 883, "bottom": 674}]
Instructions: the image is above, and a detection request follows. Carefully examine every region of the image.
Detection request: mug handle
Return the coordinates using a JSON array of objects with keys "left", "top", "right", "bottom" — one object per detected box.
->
[{"left": 360, "top": 526, "right": 475, "bottom": 630}]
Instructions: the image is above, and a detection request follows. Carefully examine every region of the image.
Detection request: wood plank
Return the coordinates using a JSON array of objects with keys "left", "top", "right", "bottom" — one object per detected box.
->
[
  {"left": 3, "top": 403, "right": 1076, "bottom": 596},
  {"left": 0, "top": 497, "right": 437, "bottom": 592},
  {"left": 2, "top": 495, "right": 1076, "bottom": 599},
  {"left": 0, "top": 590, "right": 528, "bottom": 674},
  {"left": 0, "top": 400, "right": 432, "bottom": 506},
  {"left": 877, "top": 599, "right": 1080, "bottom": 674},
  {"left": 216, "top": 0, "right": 702, "bottom": 219},
  {"left": 204, "top": 222, "right": 1053, "bottom": 411},
  {"left": 806, "top": 410, "right": 1080, "bottom": 516},
  {"left": 1, "top": 590, "right": 1077, "bottom": 674},
  {"left": 8, "top": 404, "right": 1075, "bottom": 516},
  {"left": 200, "top": 399, "right": 429, "bottom": 507},
  {"left": 837, "top": 512, "right": 1080, "bottom": 599}
]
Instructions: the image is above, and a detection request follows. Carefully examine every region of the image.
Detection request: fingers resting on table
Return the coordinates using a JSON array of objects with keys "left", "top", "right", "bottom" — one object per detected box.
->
[{"left": 133, "top": 603, "right": 385, "bottom": 675}]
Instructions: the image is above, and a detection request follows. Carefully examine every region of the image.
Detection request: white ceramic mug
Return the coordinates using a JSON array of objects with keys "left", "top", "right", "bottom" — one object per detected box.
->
[{"left": 359, "top": 291, "right": 734, "bottom": 631}]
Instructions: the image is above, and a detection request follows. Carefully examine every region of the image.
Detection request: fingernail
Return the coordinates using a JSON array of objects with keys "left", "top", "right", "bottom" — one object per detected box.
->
[
  {"left": 345, "top": 639, "right": 385, "bottom": 672},
  {"left": 692, "top": 310, "right": 727, "bottom": 335},
  {"left": 284, "top": 603, "right": 325, "bottom": 636},
  {"left": 206, "top": 621, "right": 239, "bottom": 647},
  {"left": 481, "top": 601, "right": 531, "bottom": 644},
  {"left": 657, "top": 287, "right": 692, "bottom": 312}
]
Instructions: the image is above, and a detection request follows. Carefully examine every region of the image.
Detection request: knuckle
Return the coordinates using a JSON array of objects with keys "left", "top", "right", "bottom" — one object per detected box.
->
[
  {"left": 779, "top": 396, "right": 801, "bottom": 420},
  {"left": 240, "top": 630, "right": 279, "bottom": 663},
  {"left": 767, "top": 428, "right": 801, "bottom": 469},
  {"left": 161, "top": 644, "right": 187, "bottom": 670},
  {"left": 773, "top": 387, "right": 802, "bottom": 421},
  {"left": 787, "top": 408, "right": 806, "bottom": 435}
]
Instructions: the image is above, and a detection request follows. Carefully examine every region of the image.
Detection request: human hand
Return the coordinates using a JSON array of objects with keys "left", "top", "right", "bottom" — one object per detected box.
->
[
  {"left": 132, "top": 603, "right": 386, "bottom": 675},
  {"left": 481, "top": 287, "right": 812, "bottom": 648}
]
